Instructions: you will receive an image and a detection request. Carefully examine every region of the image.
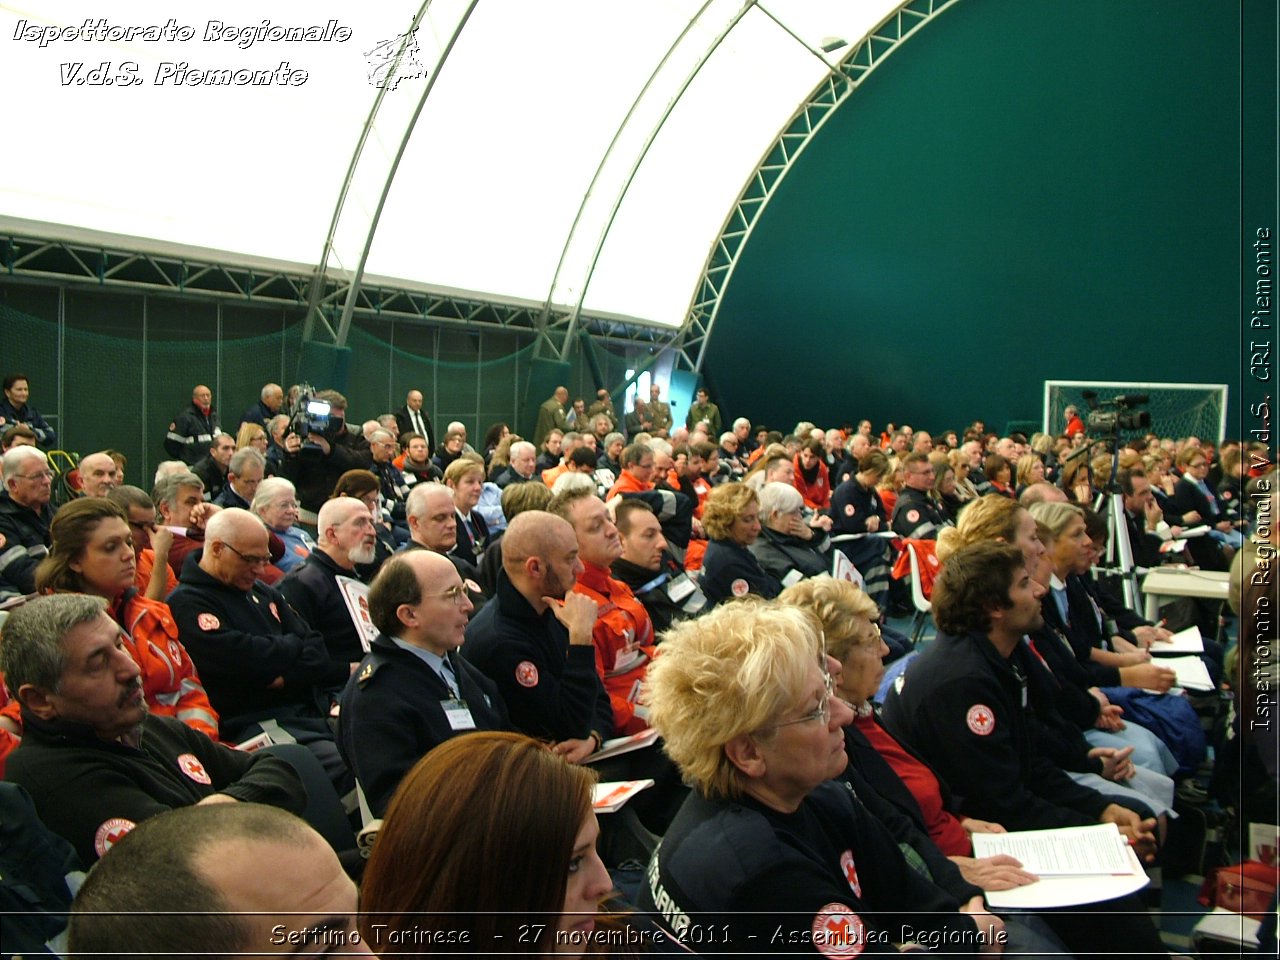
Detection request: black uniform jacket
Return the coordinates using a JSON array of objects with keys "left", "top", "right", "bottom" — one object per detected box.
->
[
  {"left": 278, "top": 549, "right": 369, "bottom": 665},
  {"left": 701, "top": 539, "right": 782, "bottom": 608},
  {"left": 6, "top": 712, "right": 303, "bottom": 865},
  {"left": 461, "top": 568, "right": 613, "bottom": 743},
  {"left": 637, "top": 781, "right": 979, "bottom": 954},
  {"left": 881, "top": 630, "right": 1112, "bottom": 831},
  {"left": 167, "top": 557, "right": 349, "bottom": 735},
  {"left": 338, "top": 633, "right": 508, "bottom": 817}
]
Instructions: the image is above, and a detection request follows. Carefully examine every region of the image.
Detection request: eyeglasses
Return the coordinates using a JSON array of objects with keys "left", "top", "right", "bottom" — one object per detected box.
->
[
  {"left": 775, "top": 672, "right": 835, "bottom": 728},
  {"left": 222, "top": 543, "right": 272, "bottom": 567},
  {"left": 15, "top": 470, "right": 53, "bottom": 481},
  {"left": 423, "top": 583, "right": 472, "bottom": 606}
]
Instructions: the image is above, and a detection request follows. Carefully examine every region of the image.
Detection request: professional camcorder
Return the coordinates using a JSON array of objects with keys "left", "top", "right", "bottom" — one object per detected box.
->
[{"left": 1081, "top": 390, "right": 1151, "bottom": 435}]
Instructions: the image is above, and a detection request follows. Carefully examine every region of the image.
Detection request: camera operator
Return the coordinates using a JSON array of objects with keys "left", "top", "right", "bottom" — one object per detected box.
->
[{"left": 278, "top": 389, "right": 371, "bottom": 517}]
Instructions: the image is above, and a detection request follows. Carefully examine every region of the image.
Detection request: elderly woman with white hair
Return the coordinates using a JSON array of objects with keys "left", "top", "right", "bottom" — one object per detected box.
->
[
  {"left": 638, "top": 601, "right": 1007, "bottom": 952},
  {"left": 250, "top": 477, "right": 314, "bottom": 573},
  {"left": 748, "top": 481, "right": 831, "bottom": 586}
]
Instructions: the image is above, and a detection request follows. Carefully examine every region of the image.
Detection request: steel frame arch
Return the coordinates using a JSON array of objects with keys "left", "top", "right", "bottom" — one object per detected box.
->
[{"left": 670, "top": 0, "right": 962, "bottom": 372}]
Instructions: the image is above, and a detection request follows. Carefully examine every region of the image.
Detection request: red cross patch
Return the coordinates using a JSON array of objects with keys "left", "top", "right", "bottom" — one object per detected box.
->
[
  {"left": 906, "top": 509, "right": 920, "bottom": 523},
  {"left": 167, "top": 640, "right": 183, "bottom": 664},
  {"left": 515, "top": 661, "right": 539, "bottom": 688},
  {"left": 839, "top": 849, "right": 862, "bottom": 897},
  {"left": 966, "top": 704, "right": 996, "bottom": 736},
  {"left": 811, "top": 904, "right": 866, "bottom": 958},
  {"left": 730, "top": 578, "right": 749, "bottom": 598},
  {"left": 197, "top": 613, "right": 220, "bottom": 631},
  {"left": 94, "top": 817, "right": 136, "bottom": 858},
  {"left": 844, "top": 504, "right": 855, "bottom": 517},
  {"left": 177, "top": 752, "right": 212, "bottom": 784}
]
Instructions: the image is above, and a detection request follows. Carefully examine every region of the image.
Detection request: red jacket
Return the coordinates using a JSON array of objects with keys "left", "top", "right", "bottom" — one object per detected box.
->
[
  {"left": 573, "top": 562, "right": 655, "bottom": 735},
  {"left": 792, "top": 456, "right": 831, "bottom": 510}
]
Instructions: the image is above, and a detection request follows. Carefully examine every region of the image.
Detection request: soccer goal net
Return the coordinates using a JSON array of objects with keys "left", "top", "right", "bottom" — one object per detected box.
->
[{"left": 1044, "top": 381, "right": 1228, "bottom": 442}]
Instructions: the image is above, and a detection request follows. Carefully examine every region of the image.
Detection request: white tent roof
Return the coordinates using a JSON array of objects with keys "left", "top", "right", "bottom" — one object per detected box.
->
[{"left": 2, "top": 0, "right": 907, "bottom": 329}]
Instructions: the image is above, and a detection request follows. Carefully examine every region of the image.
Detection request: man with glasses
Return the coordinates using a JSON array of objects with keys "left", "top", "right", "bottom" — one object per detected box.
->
[
  {"left": 0, "top": 446, "right": 55, "bottom": 594},
  {"left": 168, "top": 509, "right": 353, "bottom": 795},
  {"left": 367, "top": 428, "right": 410, "bottom": 528},
  {"left": 337, "top": 550, "right": 505, "bottom": 817},
  {"left": 891, "top": 451, "right": 951, "bottom": 540},
  {"left": 280, "top": 498, "right": 380, "bottom": 667}
]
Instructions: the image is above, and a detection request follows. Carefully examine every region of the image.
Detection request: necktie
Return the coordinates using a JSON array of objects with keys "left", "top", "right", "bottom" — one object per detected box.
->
[{"left": 439, "top": 656, "right": 460, "bottom": 698}]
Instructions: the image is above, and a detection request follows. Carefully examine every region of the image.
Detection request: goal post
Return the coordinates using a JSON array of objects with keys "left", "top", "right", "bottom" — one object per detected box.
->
[{"left": 1044, "top": 380, "right": 1228, "bottom": 442}]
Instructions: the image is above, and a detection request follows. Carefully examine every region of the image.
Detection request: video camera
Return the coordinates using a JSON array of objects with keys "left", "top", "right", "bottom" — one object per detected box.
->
[
  {"left": 290, "top": 383, "right": 334, "bottom": 451},
  {"left": 1081, "top": 391, "right": 1151, "bottom": 435}
]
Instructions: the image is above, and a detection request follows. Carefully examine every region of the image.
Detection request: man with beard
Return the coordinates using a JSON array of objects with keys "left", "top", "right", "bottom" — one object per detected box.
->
[
  {"left": 0, "top": 593, "right": 304, "bottom": 865},
  {"left": 461, "top": 511, "right": 612, "bottom": 760},
  {"left": 279, "top": 498, "right": 380, "bottom": 666},
  {"left": 394, "top": 432, "right": 441, "bottom": 487}
]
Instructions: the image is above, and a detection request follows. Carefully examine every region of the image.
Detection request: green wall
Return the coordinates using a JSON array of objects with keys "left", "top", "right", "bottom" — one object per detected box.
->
[{"left": 705, "top": 0, "right": 1260, "bottom": 436}]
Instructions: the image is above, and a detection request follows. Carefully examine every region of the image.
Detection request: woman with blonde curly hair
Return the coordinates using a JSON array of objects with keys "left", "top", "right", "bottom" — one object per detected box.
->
[
  {"left": 698, "top": 482, "right": 780, "bottom": 606},
  {"left": 638, "top": 601, "right": 1005, "bottom": 949}
]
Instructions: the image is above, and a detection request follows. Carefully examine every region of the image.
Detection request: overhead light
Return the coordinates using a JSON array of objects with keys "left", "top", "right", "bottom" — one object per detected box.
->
[{"left": 820, "top": 36, "right": 848, "bottom": 53}]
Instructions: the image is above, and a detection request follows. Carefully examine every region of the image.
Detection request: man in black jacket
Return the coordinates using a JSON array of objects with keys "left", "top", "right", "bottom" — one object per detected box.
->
[
  {"left": 610, "top": 499, "right": 706, "bottom": 633},
  {"left": 0, "top": 445, "right": 54, "bottom": 594},
  {"left": 166, "top": 509, "right": 352, "bottom": 794},
  {"left": 0, "top": 594, "right": 305, "bottom": 865},
  {"left": 279, "top": 497, "right": 379, "bottom": 667},
  {"left": 394, "top": 389, "right": 434, "bottom": 454},
  {"left": 461, "top": 510, "right": 611, "bottom": 759},
  {"left": 164, "top": 384, "right": 223, "bottom": 466},
  {"left": 338, "top": 551, "right": 507, "bottom": 816},
  {"left": 278, "top": 390, "right": 371, "bottom": 515}
]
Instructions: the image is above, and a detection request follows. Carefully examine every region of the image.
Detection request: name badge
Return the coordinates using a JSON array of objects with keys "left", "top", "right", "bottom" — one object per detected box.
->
[
  {"left": 667, "top": 573, "right": 696, "bottom": 602},
  {"left": 443, "top": 699, "right": 476, "bottom": 731}
]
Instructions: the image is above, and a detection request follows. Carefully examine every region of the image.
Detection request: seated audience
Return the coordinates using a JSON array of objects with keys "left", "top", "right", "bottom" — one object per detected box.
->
[
  {"left": 699, "top": 482, "right": 781, "bottom": 606},
  {"left": 106, "top": 484, "right": 177, "bottom": 599},
  {"left": 68, "top": 804, "right": 364, "bottom": 957},
  {"left": 34, "top": 497, "right": 219, "bottom": 739},
  {"left": 610, "top": 499, "right": 706, "bottom": 633},
  {"left": 338, "top": 551, "right": 505, "bottom": 817},
  {"left": 0, "top": 446, "right": 55, "bottom": 593},
  {"left": 639, "top": 601, "right": 1009, "bottom": 953},
  {"left": 891, "top": 451, "right": 952, "bottom": 539},
  {"left": 549, "top": 487, "right": 655, "bottom": 736},
  {"left": 250, "top": 477, "right": 313, "bottom": 574},
  {"left": 749, "top": 481, "right": 831, "bottom": 585},
  {"left": 475, "top": 479, "right": 553, "bottom": 596},
  {"left": 537, "top": 429, "right": 564, "bottom": 472},
  {"left": 791, "top": 437, "right": 831, "bottom": 509},
  {"left": 0, "top": 593, "right": 305, "bottom": 865},
  {"left": 495, "top": 439, "right": 539, "bottom": 489},
  {"left": 445, "top": 456, "right": 489, "bottom": 569},
  {"left": 331, "top": 469, "right": 397, "bottom": 578},
  {"left": 211, "top": 448, "right": 265, "bottom": 510},
  {"left": 239, "top": 382, "right": 285, "bottom": 428},
  {"left": 166, "top": 509, "right": 352, "bottom": 793},
  {"left": 279, "top": 497, "right": 380, "bottom": 668},
  {"left": 360, "top": 732, "right": 613, "bottom": 953},
  {"left": 76, "top": 452, "right": 119, "bottom": 499}
]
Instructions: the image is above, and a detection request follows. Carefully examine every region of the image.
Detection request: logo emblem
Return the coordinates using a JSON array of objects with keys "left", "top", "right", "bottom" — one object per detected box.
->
[
  {"left": 515, "top": 661, "right": 539, "bottom": 688},
  {"left": 94, "top": 818, "right": 136, "bottom": 858},
  {"left": 177, "top": 753, "right": 212, "bottom": 784},
  {"left": 268, "top": 601, "right": 281, "bottom": 622},
  {"left": 840, "top": 849, "right": 862, "bottom": 897},
  {"left": 906, "top": 509, "right": 920, "bottom": 523},
  {"left": 844, "top": 504, "right": 855, "bottom": 517},
  {"left": 197, "top": 613, "right": 220, "bottom": 631},
  {"left": 730, "top": 578, "right": 750, "bottom": 598},
  {"left": 966, "top": 704, "right": 996, "bottom": 736},
  {"left": 811, "top": 904, "right": 866, "bottom": 958}
]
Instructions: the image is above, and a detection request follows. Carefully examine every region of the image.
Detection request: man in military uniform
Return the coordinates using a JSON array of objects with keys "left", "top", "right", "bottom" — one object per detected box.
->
[
  {"left": 164, "top": 384, "right": 223, "bottom": 466},
  {"left": 586, "top": 388, "right": 617, "bottom": 430},
  {"left": 684, "top": 387, "right": 722, "bottom": 436},
  {"left": 338, "top": 551, "right": 506, "bottom": 816},
  {"left": 891, "top": 451, "right": 952, "bottom": 540},
  {"left": 534, "top": 386, "right": 570, "bottom": 447},
  {"left": 647, "top": 383, "right": 673, "bottom": 437}
]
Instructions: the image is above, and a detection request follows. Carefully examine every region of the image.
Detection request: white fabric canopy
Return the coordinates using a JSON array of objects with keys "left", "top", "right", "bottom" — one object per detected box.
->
[{"left": 2, "top": 0, "right": 905, "bottom": 329}]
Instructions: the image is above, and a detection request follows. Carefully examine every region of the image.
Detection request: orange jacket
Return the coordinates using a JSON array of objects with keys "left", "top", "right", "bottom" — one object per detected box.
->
[
  {"left": 112, "top": 592, "right": 221, "bottom": 740},
  {"left": 606, "top": 470, "right": 653, "bottom": 501},
  {"left": 574, "top": 563, "right": 655, "bottom": 735}
]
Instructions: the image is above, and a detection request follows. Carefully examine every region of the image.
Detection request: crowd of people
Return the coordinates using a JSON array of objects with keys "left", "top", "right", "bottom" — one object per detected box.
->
[{"left": 0, "top": 371, "right": 1273, "bottom": 957}]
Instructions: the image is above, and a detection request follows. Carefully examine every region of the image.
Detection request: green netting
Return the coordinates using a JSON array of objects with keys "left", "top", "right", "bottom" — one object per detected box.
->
[
  {"left": 1045, "top": 381, "right": 1228, "bottom": 443},
  {"left": 0, "top": 289, "right": 640, "bottom": 484}
]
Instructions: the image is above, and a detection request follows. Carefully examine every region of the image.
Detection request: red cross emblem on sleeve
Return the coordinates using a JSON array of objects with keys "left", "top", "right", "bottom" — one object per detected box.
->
[
  {"left": 966, "top": 704, "right": 996, "bottom": 736},
  {"left": 178, "top": 752, "right": 212, "bottom": 784},
  {"left": 515, "top": 661, "right": 539, "bottom": 688},
  {"left": 94, "top": 818, "right": 136, "bottom": 858},
  {"left": 839, "top": 849, "right": 862, "bottom": 897},
  {"left": 811, "top": 904, "right": 866, "bottom": 958}
]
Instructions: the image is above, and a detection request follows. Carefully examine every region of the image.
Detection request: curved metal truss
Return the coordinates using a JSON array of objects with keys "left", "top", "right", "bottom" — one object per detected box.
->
[
  {"left": 671, "top": 0, "right": 961, "bottom": 371},
  {"left": 0, "top": 228, "right": 679, "bottom": 345}
]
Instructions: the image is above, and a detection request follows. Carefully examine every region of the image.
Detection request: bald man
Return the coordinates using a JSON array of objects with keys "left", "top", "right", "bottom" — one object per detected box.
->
[
  {"left": 280, "top": 498, "right": 379, "bottom": 666},
  {"left": 70, "top": 804, "right": 367, "bottom": 958},
  {"left": 77, "top": 451, "right": 120, "bottom": 498},
  {"left": 461, "top": 511, "right": 612, "bottom": 762},
  {"left": 395, "top": 389, "right": 435, "bottom": 453},
  {"left": 167, "top": 509, "right": 352, "bottom": 792},
  {"left": 165, "top": 384, "right": 223, "bottom": 466},
  {"left": 338, "top": 551, "right": 507, "bottom": 815}
]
